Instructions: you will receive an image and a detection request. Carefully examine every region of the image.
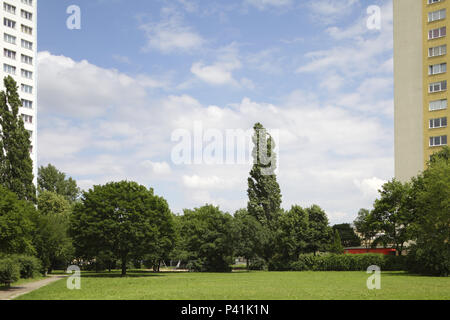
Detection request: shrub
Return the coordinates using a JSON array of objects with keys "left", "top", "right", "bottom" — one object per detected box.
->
[
  {"left": 11, "top": 255, "right": 43, "bottom": 278},
  {"left": 0, "top": 257, "right": 20, "bottom": 286},
  {"left": 249, "top": 258, "right": 267, "bottom": 271},
  {"left": 288, "top": 254, "right": 406, "bottom": 272}
]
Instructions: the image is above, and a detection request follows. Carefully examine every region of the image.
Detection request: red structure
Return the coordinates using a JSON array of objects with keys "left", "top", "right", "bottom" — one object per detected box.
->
[{"left": 344, "top": 248, "right": 396, "bottom": 256}]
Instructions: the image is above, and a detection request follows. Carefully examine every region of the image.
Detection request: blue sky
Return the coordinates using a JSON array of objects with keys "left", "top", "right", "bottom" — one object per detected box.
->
[{"left": 37, "top": 0, "right": 394, "bottom": 224}]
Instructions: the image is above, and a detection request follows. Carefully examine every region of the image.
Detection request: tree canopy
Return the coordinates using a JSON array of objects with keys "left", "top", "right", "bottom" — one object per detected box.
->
[{"left": 70, "top": 181, "right": 174, "bottom": 276}]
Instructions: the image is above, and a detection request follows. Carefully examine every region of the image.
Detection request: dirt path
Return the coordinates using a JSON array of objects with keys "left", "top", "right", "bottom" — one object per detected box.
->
[{"left": 0, "top": 275, "right": 67, "bottom": 300}]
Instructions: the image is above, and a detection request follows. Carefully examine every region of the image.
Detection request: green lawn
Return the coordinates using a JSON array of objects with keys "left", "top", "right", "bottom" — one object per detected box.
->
[{"left": 16, "top": 270, "right": 450, "bottom": 300}]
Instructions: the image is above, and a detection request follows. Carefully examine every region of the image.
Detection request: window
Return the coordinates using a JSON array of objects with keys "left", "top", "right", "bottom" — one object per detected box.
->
[
  {"left": 429, "top": 99, "right": 448, "bottom": 111},
  {"left": 21, "top": 54, "right": 32, "bottom": 65},
  {"left": 429, "top": 26, "right": 446, "bottom": 39},
  {"left": 21, "top": 0, "right": 33, "bottom": 6},
  {"left": 430, "top": 117, "right": 448, "bottom": 129},
  {"left": 22, "top": 99, "right": 33, "bottom": 109},
  {"left": 21, "top": 84, "right": 32, "bottom": 94},
  {"left": 428, "top": 0, "right": 444, "bottom": 4},
  {"left": 4, "top": 3, "right": 16, "bottom": 14},
  {"left": 429, "top": 63, "right": 447, "bottom": 75},
  {"left": 429, "top": 44, "right": 447, "bottom": 57},
  {"left": 4, "top": 18, "right": 16, "bottom": 29},
  {"left": 429, "top": 9, "right": 446, "bottom": 22},
  {"left": 21, "top": 39, "right": 32, "bottom": 50},
  {"left": 430, "top": 135, "right": 448, "bottom": 147},
  {"left": 21, "top": 69, "right": 32, "bottom": 79},
  {"left": 3, "top": 63, "right": 16, "bottom": 75},
  {"left": 21, "top": 114, "right": 33, "bottom": 124},
  {"left": 4, "top": 49, "right": 16, "bottom": 60},
  {"left": 4, "top": 33, "right": 16, "bottom": 44},
  {"left": 21, "top": 24, "right": 32, "bottom": 35},
  {"left": 429, "top": 80, "right": 447, "bottom": 93},
  {"left": 21, "top": 9, "right": 32, "bottom": 20}
]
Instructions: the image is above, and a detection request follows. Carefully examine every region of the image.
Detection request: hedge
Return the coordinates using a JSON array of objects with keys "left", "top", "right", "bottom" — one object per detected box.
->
[{"left": 289, "top": 254, "right": 406, "bottom": 272}]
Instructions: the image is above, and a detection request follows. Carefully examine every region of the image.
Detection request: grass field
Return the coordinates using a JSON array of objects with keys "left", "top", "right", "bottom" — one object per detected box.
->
[{"left": 15, "top": 270, "right": 450, "bottom": 300}]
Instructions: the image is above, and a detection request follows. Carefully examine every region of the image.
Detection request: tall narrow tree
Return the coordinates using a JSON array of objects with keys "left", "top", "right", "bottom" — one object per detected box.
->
[
  {"left": 247, "top": 123, "right": 282, "bottom": 227},
  {"left": 0, "top": 76, "right": 35, "bottom": 203}
]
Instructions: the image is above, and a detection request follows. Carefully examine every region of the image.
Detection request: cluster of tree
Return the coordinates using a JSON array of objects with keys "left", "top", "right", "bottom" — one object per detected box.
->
[
  {"left": 0, "top": 75, "right": 78, "bottom": 276},
  {"left": 353, "top": 147, "right": 450, "bottom": 276},
  {"left": 1, "top": 78, "right": 446, "bottom": 278}
]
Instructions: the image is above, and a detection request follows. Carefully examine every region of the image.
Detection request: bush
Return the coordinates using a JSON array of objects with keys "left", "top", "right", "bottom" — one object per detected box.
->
[
  {"left": 0, "top": 257, "right": 20, "bottom": 286},
  {"left": 288, "top": 254, "right": 406, "bottom": 272},
  {"left": 249, "top": 258, "right": 267, "bottom": 271},
  {"left": 11, "top": 255, "right": 43, "bottom": 278}
]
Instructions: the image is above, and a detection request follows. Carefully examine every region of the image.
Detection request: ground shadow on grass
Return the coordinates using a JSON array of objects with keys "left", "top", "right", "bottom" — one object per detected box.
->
[
  {"left": 79, "top": 270, "right": 170, "bottom": 278},
  {"left": 381, "top": 271, "right": 439, "bottom": 278}
]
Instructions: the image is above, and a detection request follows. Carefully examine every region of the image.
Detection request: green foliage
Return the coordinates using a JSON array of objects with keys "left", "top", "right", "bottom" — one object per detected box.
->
[
  {"left": 329, "top": 229, "right": 344, "bottom": 254},
  {"left": 247, "top": 123, "right": 282, "bottom": 228},
  {"left": 70, "top": 181, "right": 175, "bottom": 276},
  {"left": 178, "top": 205, "right": 235, "bottom": 272},
  {"left": 371, "top": 179, "right": 413, "bottom": 254},
  {"left": 248, "top": 257, "right": 267, "bottom": 271},
  {"left": 0, "top": 256, "right": 20, "bottom": 285},
  {"left": 0, "top": 76, "right": 36, "bottom": 203},
  {"left": 408, "top": 156, "right": 450, "bottom": 276},
  {"left": 270, "top": 206, "right": 310, "bottom": 268},
  {"left": 38, "top": 164, "right": 80, "bottom": 202},
  {"left": 305, "top": 205, "right": 332, "bottom": 255},
  {"left": 290, "top": 254, "right": 402, "bottom": 272},
  {"left": 233, "top": 209, "right": 268, "bottom": 265},
  {"left": 0, "top": 185, "right": 36, "bottom": 255},
  {"left": 34, "top": 191, "right": 74, "bottom": 273},
  {"left": 332, "top": 223, "right": 361, "bottom": 247},
  {"left": 353, "top": 209, "right": 377, "bottom": 248},
  {"left": 10, "top": 254, "right": 42, "bottom": 278}
]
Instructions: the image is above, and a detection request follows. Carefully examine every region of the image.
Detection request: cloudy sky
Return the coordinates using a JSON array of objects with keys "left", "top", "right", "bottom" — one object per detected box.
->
[{"left": 37, "top": 0, "right": 394, "bottom": 223}]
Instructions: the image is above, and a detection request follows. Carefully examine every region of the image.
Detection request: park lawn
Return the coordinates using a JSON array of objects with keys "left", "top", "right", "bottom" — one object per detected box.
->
[{"left": 16, "top": 271, "right": 450, "bottom": 300}]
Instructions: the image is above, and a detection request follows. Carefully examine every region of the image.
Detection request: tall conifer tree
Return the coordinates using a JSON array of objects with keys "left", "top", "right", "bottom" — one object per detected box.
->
[
  {"left": 0, "top": 76, "right": 36, "bottom": 203},
  {"left": 247, "top": 123, "right": 282, "bottom": 227}
]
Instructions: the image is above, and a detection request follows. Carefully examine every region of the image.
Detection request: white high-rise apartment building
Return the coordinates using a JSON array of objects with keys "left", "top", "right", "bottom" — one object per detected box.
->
[{"left": 0, "top": 0, "right": 37, "bottom": 182}]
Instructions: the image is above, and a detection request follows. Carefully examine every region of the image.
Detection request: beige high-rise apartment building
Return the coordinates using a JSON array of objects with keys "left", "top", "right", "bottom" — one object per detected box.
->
[
  {"left": 394, "top": 0, "right": 449, "bottom": 182},
  {"left": 0, "top": 0, "right": 37, "bottom": 182}
]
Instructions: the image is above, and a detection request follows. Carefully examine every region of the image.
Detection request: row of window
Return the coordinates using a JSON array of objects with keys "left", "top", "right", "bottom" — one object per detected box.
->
[
  {"left": 4, "top": 33, "right": 33, "bottom": 50},
  {"left": 4, "top": 18, "right": 33, "bottom": 36},
  {"left": 3, "top": 63, "right": 33, "bottom": 79},
  {"left": 4, "top": 49, "right": 33, "bottom": 64},
  {"left": 3, "top": 3, "right": 33, "bottom": 20}
]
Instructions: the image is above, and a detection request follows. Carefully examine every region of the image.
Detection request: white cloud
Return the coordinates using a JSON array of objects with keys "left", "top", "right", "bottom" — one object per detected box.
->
[
  {"left": 139, "top": 8, "right": 204, "bottom": 53},
  {"left": 245, "top": 0, "right": 293, "bottom": 10},
  {"left": 191, "top": 63, "right": 236, "bottom": 85},
  {"left": 307, "top": 0, "right": 360, "bottom": 24},
  {"left": 38, "top": 51, "right": 394, "bottom": 222},
  {"left": 354, "top": 177, "right": 386, "bottom": 199},
  {"left": 142, "top": 161, "right": 172, "bottom": 175}
]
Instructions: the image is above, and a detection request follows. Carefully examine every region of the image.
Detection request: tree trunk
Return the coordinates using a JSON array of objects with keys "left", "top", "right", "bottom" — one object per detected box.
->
[
  {"left": 246, "top": 258, "right": 249, "bottom": 271},
  {"left": 121, "top": 255, "right": 127, "bottom": 277}
]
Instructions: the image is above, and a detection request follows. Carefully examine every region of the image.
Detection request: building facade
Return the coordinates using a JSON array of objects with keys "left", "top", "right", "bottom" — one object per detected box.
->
[
  {"left": 394, "top": 0, "right": 449, "bottom": 182},
  {"left": 0, "top": 0, "right": 37, "bottom": 181}
]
